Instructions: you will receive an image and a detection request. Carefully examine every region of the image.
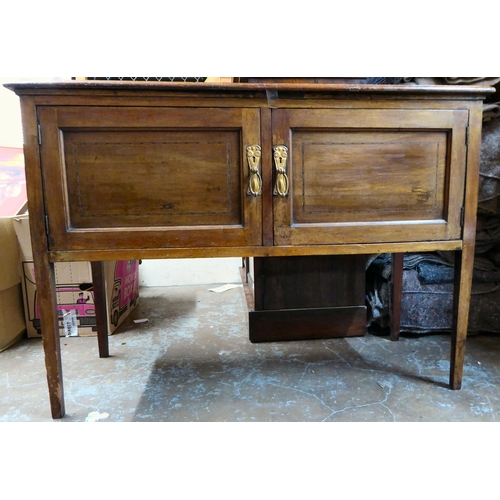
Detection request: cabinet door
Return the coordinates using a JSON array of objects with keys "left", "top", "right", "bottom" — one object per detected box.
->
[
  {"left": 38, "top": 106, "right": 262, "bottom": 251},
  {"left": 272, "top": 108, "right": 469, "bottom": 246}
]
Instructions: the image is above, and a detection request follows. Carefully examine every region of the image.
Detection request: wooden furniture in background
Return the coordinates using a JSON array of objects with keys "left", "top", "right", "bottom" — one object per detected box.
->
[
  {"left": 247, "top": 255, "right": 367, "bottom": 342},
  {"left": 5, "top": 80, "right": 493, "bottom": 419}
]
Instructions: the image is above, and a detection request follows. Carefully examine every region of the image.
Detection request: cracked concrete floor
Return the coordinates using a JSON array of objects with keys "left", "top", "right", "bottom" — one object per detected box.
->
[{"left": 2, "top": 285, "right": 500, "bottom": 422}]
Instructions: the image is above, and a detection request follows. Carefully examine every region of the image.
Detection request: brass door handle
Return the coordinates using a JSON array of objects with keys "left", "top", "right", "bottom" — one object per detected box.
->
[
  {"left": 273, "top": 145, "right": 289, "bottom": 197},
  {"left": 246, "top": 145, "right": 262, "bottom": 197}
]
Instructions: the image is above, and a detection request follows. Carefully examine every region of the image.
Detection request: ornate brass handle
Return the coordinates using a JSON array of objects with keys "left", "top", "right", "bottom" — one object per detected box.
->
[
  {"left": 246, "top": 145, "right": 262, "bottom": 197},
  {"left": 273, "top": 145, "right": 289, "bottom": 197}
]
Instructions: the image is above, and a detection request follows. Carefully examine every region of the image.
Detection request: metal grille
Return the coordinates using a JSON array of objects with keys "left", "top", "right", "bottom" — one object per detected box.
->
[{"left": 85, "top": 77, "right": 207, "bottom": 82}]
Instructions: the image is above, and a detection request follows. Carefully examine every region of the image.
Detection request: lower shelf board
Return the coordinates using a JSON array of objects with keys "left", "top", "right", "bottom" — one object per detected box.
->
[{"left": 248, "top": 306, "right": 367, "bottom": 343}]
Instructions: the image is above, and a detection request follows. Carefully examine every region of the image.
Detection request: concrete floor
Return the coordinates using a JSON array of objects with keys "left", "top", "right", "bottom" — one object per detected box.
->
[{"left": 2, "top": 284, "right": 500, "bottom": 422}]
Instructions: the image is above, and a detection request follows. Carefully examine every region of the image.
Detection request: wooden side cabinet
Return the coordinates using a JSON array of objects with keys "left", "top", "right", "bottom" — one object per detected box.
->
[{"left": 4, "top": 80, "right": 494, "bottom": 419}]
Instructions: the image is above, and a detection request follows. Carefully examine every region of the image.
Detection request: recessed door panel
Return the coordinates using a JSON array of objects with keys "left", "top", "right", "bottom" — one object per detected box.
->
[
  {"left": 295, "top": 131, "right": 447, "bottom": 222},
  {"left": 64, "top": 130, "right": 242, "bottom": 228}
]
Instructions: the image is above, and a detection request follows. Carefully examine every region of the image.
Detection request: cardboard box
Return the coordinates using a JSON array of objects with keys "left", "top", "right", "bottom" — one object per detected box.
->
[
  {"left": 0, "top": 216, "right": 26, "bottom": 351},
  {"left": 13, "top": 215, "right": 140, "bottom": 338}
]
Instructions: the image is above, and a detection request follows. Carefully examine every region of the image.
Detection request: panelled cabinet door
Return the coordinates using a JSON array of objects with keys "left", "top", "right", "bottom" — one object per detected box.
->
[
  {"left": 37, "top": 106, "right": 262, "bottom": 250},
  {"left": 272, "top": 108, "right": 469, "bottom": 246}
]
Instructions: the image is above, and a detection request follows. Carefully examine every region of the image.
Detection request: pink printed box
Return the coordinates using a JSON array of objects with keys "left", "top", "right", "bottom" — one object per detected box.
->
[{"left": 14, "top": 214, "right": 139, "bottom": 338}]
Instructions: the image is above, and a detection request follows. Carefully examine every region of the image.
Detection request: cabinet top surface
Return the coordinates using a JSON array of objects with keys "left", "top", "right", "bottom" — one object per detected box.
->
[{"left": 3, "top": 81, "right": 495, "bottom": 99}]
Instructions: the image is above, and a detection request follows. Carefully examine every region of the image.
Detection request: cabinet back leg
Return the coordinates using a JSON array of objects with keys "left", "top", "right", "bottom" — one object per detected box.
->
[
  {"left": 390, "top": 253, "right": 404, "bottom": 341},
  {"left": 91, "top": 261, "right": 110, "bottom": 358}
]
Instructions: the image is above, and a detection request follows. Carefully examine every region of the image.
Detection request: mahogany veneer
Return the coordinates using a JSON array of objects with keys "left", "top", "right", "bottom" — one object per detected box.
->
[{"left": 5, "top": 80, "right": 494, "bottom": 419}]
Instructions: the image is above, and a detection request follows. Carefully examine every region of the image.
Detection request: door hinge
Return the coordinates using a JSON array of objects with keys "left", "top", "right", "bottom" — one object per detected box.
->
[
  {"left": 37, "top": 123, "right": 42, "bottom": 145},
  {"left": 45, "top": 215, "right": 50, "bottom": 236},
  {"left": 460, "top": 207, "right": 465, "bottom": 227}
]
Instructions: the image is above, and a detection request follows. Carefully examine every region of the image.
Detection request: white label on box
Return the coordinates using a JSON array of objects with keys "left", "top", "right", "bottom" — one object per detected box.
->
[{"left": 62, "top": 309, "right": 78, "bottom": 337}]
